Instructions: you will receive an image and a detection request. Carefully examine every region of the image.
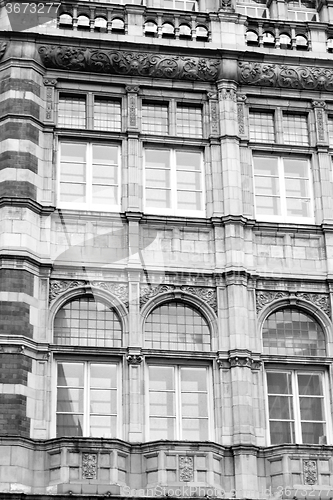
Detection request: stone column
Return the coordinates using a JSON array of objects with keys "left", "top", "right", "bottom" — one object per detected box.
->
[
  {"left": 217, "top": 81, "right": 243, "bottom": 216},
  {"left": 126, "top": 350, "right": 143, "bottom": 442},
  {"left": 125, "top": 86, "right": 141, "bottom": 212}
]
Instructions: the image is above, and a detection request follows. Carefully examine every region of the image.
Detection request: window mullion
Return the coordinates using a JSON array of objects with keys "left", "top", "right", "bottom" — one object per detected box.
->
[
  {"left": 85, "top": 362, "right": 90, "bottom": 437},
  {"left": 171, "top": 150, "right": 177, "bottom": 214},
  {"left": 292, "top": 371, "right": 302, "bottom": 444},
  {"left": 176, "top": 366, "right": 181, "bottom": 440},
  {"left": 87, "top": 143, "right": 92, "bottom": 207},
  {"left": 279, "top": 158, "right": 287, "bottom": 220},
  {"left": 169, "top": 99, "right": 176, "bottom": 136},
  {"left": 87, "top": 92, "right": 94, "bottom": 129}
]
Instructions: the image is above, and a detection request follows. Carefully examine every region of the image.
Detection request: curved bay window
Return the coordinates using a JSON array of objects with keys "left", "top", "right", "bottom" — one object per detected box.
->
[
  {"left": 263, "top": 308, "right": 326, "bottom": 356},
  {"left": 54, "top": 296, "right": 122, "bottom": 347},
  {"left": 144, "top": 301, "right": 211, "bottom": 351}
]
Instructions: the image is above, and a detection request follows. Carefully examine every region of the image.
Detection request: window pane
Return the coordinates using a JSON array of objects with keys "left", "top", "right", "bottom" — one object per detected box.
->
[
  {"left": 249, "top": 111, "right": 275, "bottom": 142},
  {"left": 299, "top": 396, "right": 324, "bottom": 421},
  {"left": 263, "top": 309, "right": 326, "bottom": 356},
  {"left": 176, "top": 105, "right": 202, "bottom": 137},
  {"left": 90, "top": 389, "right": 116, "bottom": 414},
  {"left": 145, "top": 150, "right": 170, "bottom": 169},
  {"left": 182, "top": 418, "right": 208, "bottom": 440},
  {"left": 283, "top": 114, "right": 309, "bottom": 145},
  {"left": 177, "top": 190, "right": 202, "bottom": 211},
  {"left": 269, "top": 420, "right": 295, "bottom": 444},
  {"left": 93, "top": 145, "right": 118, "bottom": 165},
  {"left": 255, "top": 196, "right": 281, "bottom": 216},
  {"left": 181, "top": 393, "right": 208, "bottom": 417},
  {"left": 90, "top": 364, "right": 117, "bottom": 389},
  {"left": 142, "top": 103, "right": 168, "bottom": 135},
  {"left": 286, "top": 197, "right": 311, "bottom": 217},
  {"left": 57, "top": 414, "right": 83, "bottom": 437},
  {"left": 57, "top": 388, "right": 84, "bottom": 413},
  {"left": 58, "top": 362, "right": 84, "bottom": 387},
  {"left": 149, "top": 418, "right": 175, "bottom": 440},
  {"left": 177, "top": 171, "right": 201, "bottom": 190},
  {"left": 254, "top": 176, "right": 280, "bottom": 196},
  {"left": 253, "top": 156, "right": 278, "bottom": 176},
  {"left": 90, "top": 415, "right": 116, "bottom": 438},
  {"left": 145, "top": 302, "right": 210, "bottom": 350},
  {"left": 150, "top": 391, "right": 175, "bottom": 416},
  {"left": 176, "top": 151, "right": 201, "bottom": 171},
  {"left": 61, "top": 143, "right": 86, "bottom": 162},
  {"left": 60, "top": 183, "right": 85, "bottom": 203},
  {"left": 146, "top": 168, "right": 171, "bottom": 188},
  {"left": 149, "top": 366, "right": 174, "bottom": 390},
  {"left": 301, "top": 422, "right": 325, "bottom": 444},
  {"left": 268, "top": 395, "right": 293, "bottom": 420},
  {"left": 94, "top": 99, "right": 121, "bottom": 131},
  {"left": 298, "top": 373, "right": 323, "bottom": 396},
  {"left": 60, "top": 163, "right": 85, "bottom": 183},
  {"left": 146, "top": 188, "right": 171, "bottom": 209},
  {"left": 58, "top": 96, "right": 86, "bottom": 128},
  {"left": 54, "top": 297, "right": 122, "bottom": 347},
  {"left": 92, "top": 185, "right": 118, "bottom": 205},
  {"left": 181, "top": 367, "right": 207, "bottom": 392}
]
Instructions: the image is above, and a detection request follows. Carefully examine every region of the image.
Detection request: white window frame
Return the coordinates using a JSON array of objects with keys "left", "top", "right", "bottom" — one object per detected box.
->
[
  {"left": 145, "top": 362, "right": 214, "bottom": 442},
  {"left": 265, "top": 368, "right": 331, "bottom": 446},
  {"left": 143, "top": 148, "right": 205, "bottom": 217},
  {"left": 52, "top": 359, "right": 122, "bottom": 439},
  {"left": 57, "top": 141, "right": 121, "bottom": 212},
  {"left": 253, "top": 155, "right": 314, "bottom": 224}
]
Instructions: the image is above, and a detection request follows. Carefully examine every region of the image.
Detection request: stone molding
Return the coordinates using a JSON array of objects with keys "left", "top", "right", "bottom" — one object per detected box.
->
[
  {"left": 139, "top": 284, "right": 217, "bottom": 312},
  {"left": 256, "top": 290, "right": 331, "bottom": 318},
  {"left": 49, "top": 279, "right": 128, "bottom": 306},
  {"left": 239, "top": 61, "right": 333, "bottom": 91},
  {"left": 38, "top": 45, "right": 220, "bottom": 82},
  {"left": 303, "top": 459, "right": 317, "bottom": 485},
  {"left": 126, "top": 354, "right": 143, "bottom": 364},
  {"left": 82, "top": 453, "right": 97, "bottom": 479}
]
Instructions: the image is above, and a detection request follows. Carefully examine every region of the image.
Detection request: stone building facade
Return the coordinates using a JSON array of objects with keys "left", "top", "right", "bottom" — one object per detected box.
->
[{"left": 1, "top": 0, "right": 333, "bottom": 497}]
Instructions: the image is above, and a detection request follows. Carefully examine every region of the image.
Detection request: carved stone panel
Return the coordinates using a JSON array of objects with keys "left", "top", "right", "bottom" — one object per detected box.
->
[
  {"left": 49, "top": 279, "right": 128, "bottom": 307},
  {"left": 82, "top": 453, "right": 97, "bottom": 479},
  {"left": 303, "top": 460, "right": 317, "bottom": 485},
  {"left": 256, "top": 290, "right": 331, "bottom": 318},
  {"left": 140, "top": 284, "right": 217, "bottom": 312},
  {"left": 38, "top": 46, "right": 220, "bottom": 82},
  {"left": 239, "top": 62, "right": 333, "bottom": 92},
  {"left": 179, "top": 456, "right": 194, "bottom": 482}
]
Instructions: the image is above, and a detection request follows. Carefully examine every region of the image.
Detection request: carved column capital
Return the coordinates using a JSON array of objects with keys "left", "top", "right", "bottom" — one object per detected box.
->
[
  {"left": 312, "top": 100, "right": 326, "bottom": 108},
  {"left": 43, "top": 78, "right": 57, "bottom": 86},
  {"left": 126, "top": 85, "right": 140, "bottom": 93}
]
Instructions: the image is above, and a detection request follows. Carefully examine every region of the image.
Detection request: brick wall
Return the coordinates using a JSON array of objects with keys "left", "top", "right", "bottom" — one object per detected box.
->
[
  {"left": 0, "top": 394, "right": 30, "bottom": 437},
  {"left": 0, "top": 302, "right": 33, "bottom": 337},
  {"left": 0, "top": 354, "right": 32, "bottom": 385},
  {"left": 0, "top": 269, "right": 34, "bottom": 295},
  {"left": 0, "top": 151, "right": 38, "bottom": 173}
]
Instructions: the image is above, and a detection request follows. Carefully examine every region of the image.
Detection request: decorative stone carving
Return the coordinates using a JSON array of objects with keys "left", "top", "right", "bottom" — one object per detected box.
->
[
  {"left": 315, "top": 107, "right": 325, "bottom": 141},
  {"left": 140, "top": 284, "right": 217, "bottom": 312},
  {"left": 255, "top": 291, "right": 289, "bottom": 313},
  {"left": 179, "top": 456, "right": 194, "bottom": 482},
  {"left": 207, "top": 91, "right": 217, "bottom": 100},
  {"left": 217, "top": 354, "right": 261, "bottom": 370},
  {"left": 303, "top": 460, "right": 317, "bottom": 485},
  {"left": 49, "top": 279, "right": 128, "bottom": 306},
  {"left": 127, "top": 354, "right": 143, "bottom": 364},
  {"left": 38, "top": 46, "right": 220, "bottom": 82},
  {"left": 296, "top": 292, "right": 331, "bottom": 317},
  {"left": 219, "top": 0, "right": 234, "bottom": 10},
  {"left": 126, "top": 85, "right": 140, "bottom": 93},
  {"left": 256, "top": 290, "right": 331, "bottom": 318},
  {"left": 208, "top": 98, "right": 219, "bottom": 136},
  {"left": 90, "top": 282, "right": 128, "bottom": 305},
  {"left": 239, "top": 62, "right": 333, "bottom": 92},
  {"left": 43, "top": 78, "right": 57, "bottom": 122},
  {"left": 219, "top": 88, "right": 237, "bottom": 101},
  {"left": 312, "top": 100, "right": 327, "bottom": 108},
  {"left": 140, "top": 284, "right": 175, "bottom": 307},
  {"left": 49, "top": 279, "right": 87, "bottom": 301},
  {"left": 82, "top": 453, "right": 97, "bottom": 479}
]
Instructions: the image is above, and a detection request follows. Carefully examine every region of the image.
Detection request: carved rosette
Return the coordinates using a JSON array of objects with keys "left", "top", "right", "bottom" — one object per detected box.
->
[
  {"left": 256, "top": 290, "right": 331, "bottom": 318},
  {"left": 140, "top": 284, "right": 217, "bottom": 312},
  {"left": 239, "top": 62, "right": 333, "bottom": 92},
  {"left": 179, "top": 456, "right": 194, "bottom": 482},
  {"left": 82, "top": 453, "right": 97, "bottom": 479},
  {"left": 303, "top": 460, "right": 317, "bottom": 485},
  {"left": 38, "top": 46, "right": 220, "bottom": 82}
]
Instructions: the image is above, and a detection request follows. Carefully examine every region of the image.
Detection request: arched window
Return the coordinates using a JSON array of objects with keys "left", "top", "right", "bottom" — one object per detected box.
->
[
  {"left": 179, "top": 24, "right": 191, "bottom": 38},
  {"left": 77, "top": 15, "right": 90, "bottom": 30},
  {"left": 144, "top": 301, "right": 211, "bottom": 351},
  {"left": 144, "top": 20, "right": 158, "bottom": 36},
  {"left": 54, "top": 296, "right": 122, "bottom": 347},
  {"left": 279, "top": 33, "right": 292, "bottom": 49},
  {"left": 94, "top": 16, "right": 107, "bottom": 31},
  {"left": 196, "top": 25, "right": 208, "bottom": 40},
  {"left": 111, "top": 18, "right": 125, "bottom": 31},
  {"left": 263, "top": 31, "right": 275, "bottom": 46},
  {"left": 59, "top": 13, "right": 73, "bottom": 28},
  {"left": 296, "top": 34, "right": 308, "bottom": 50},
  {"left": 162, "top": 22, "right": 175, "bottom": 37},
  {"left": 263, "top": 307, "right": 326, "bottom": 356},
  {"left": 246, "top": 30, "right": 259, "bottom": 46}
]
